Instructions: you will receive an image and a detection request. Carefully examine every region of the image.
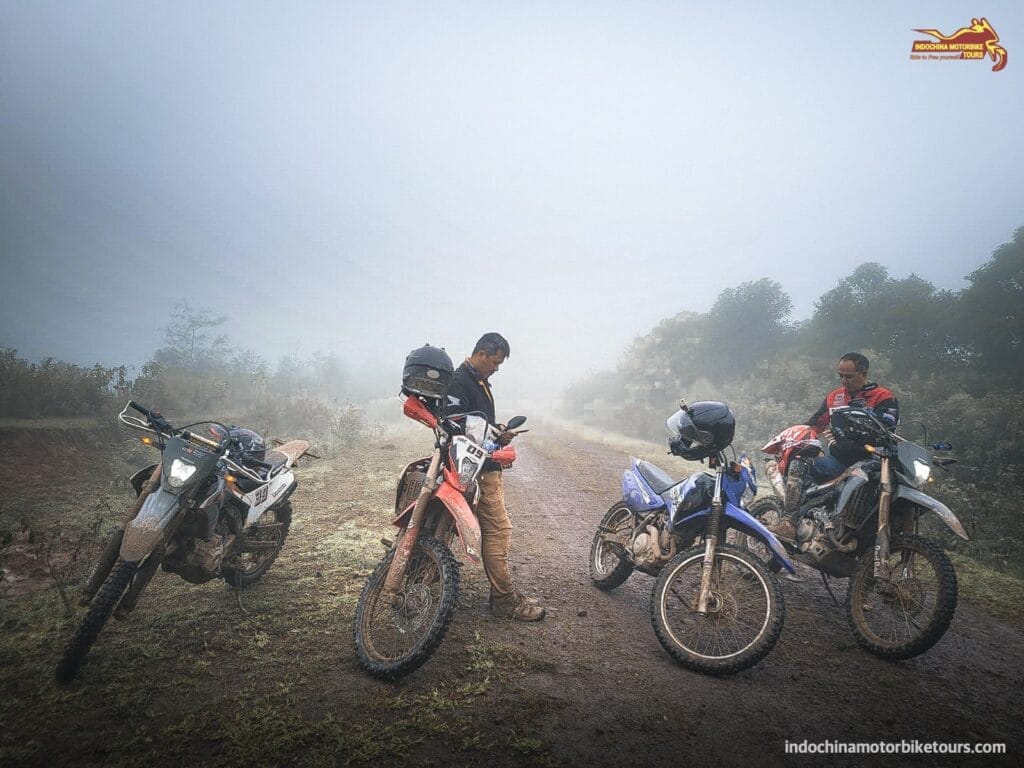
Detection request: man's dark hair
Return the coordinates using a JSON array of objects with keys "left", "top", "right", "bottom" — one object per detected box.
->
[
  {"left": 840, "top": 352, "right": 869, "bottom": 372},
  {"left": 474, "top": 332, "right": 510, "bottom": 359}
]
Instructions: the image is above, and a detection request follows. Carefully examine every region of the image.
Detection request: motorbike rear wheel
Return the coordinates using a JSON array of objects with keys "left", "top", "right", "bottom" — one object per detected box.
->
[
  {"left": 740, "top": 495, "right": 786, "bottom": 563},
  {"left": 222, "top": 502, "right": 292, "bottom": 589},
  {"left": 353, "top": 536, "right": 459, "bottom": 680},
  {"left": 847, "top": 533, "right": 957, "bottom": 660},
  {"left": 55, "top": 559, "right": 137, "bottom": 683},
  {"left": 651, "top": 543, "right": 784, "bottom": 675},
  {"left": 589, "top": 501, "right": 635, "bottom": 589}
]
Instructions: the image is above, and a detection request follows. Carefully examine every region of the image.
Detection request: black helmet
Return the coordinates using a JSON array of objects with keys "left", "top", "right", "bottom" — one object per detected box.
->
[
  {"left": 209, "top": 425, "right": 267, "bottom": 459},
  {"left": 829, "top": 406, "right": 887, "bottom": 446},
  {"left": 667, "top": 400, "right": 736, "bottom": 460},
  {"left": 402, "top": 344, "right": 453, "bottom": 400}
]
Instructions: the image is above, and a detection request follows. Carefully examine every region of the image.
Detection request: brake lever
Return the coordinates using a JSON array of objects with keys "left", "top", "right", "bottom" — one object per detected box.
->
[{"left": 150, "top": 414, "right": 173, "bottom": 434}]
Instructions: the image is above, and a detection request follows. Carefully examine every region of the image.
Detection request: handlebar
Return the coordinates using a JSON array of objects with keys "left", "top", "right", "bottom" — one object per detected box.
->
[
  {"left": 120, "top": 401, "right": 221, "bottom": 451},
  {"left": 128, "top": 399, "right": 152, "bottom": 418}
]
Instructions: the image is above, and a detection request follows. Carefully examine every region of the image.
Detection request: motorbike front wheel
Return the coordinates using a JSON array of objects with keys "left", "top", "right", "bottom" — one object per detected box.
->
[
  {"left": 353, "top": 536, "right": 459, "bottom": 680},
  {"left": 651, "top": 543, "right": 784, "bottom": 675},
  {"left": 589, "top": 501, "right": 635, "bottom": 589},
  {"left": 55, "top": 559, "right": 137, "bottom": 683},
  {"left": 846, "top": 533, "right": 957, "bottom": 660}
]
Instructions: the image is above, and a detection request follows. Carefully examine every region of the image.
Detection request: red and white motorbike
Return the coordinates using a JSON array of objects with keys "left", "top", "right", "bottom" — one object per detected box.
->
[
  {"left": 353, "top": 395, "right": 524, "bottom": 679},
  {"left": 759, "top": 423, "right": 823, "bottom": 505}
]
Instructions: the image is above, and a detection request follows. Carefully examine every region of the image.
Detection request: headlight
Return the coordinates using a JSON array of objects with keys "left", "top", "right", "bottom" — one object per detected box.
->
[
  {"left": 168, "top": 458, "right": 198, "bottom": 488},
  {"left": 458, "top": 458, "right": 481, "bottom": 488},
  {"left": 912, "top": 458, "right": 931, "bottom": 486}
]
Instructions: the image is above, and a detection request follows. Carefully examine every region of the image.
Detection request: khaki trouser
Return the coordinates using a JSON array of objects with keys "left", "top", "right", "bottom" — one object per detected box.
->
[{"left": 475, "top": 470, "right": 514, "bottom": 601}]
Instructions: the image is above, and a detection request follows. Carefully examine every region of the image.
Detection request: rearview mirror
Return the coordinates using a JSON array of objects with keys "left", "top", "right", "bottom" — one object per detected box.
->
[{"left": 506, "top": 415, "right": 527, "bottom": 430}]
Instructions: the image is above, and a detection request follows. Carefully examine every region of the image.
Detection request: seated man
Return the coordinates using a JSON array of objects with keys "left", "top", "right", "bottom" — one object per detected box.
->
[
  {"left": 771, "top": 352, "right": 899, "bottom": 539},
  {"left": 805, "top": 351, "right": 899, "bottom": 476}
]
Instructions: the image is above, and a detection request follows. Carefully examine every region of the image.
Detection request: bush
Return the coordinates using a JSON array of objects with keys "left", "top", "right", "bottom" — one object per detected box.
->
[{"left": 0, "top": 347, "right": 128, "bottom": 419}]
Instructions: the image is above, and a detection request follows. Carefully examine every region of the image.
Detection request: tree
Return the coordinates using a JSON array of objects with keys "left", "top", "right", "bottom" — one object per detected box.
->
[
  {"left": 807, "top": 264, "right": 959, "bottom": 376},
  {"left": 155, "top": 300, "right": 229, "bottom": 371},
  {"left": 809, "top": 262, "right": 890, "bottom": 352},
  {"left": 959, "top": 226, "right": 1024, "bottom": 380},
  {"left": 699, "top": 278, "right": 793, "bottom": 379}
]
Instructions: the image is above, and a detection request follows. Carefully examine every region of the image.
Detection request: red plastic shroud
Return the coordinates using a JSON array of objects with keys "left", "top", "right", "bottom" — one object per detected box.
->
[
  {"left": 403, "top": 396, "right": 438, "bottom": 428},
  {"left": 762, "top": 424, "right": 821, "bottom": 475}
]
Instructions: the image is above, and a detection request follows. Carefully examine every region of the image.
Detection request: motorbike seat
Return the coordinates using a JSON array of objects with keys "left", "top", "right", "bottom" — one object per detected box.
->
[
  {"left": 273, "top": 440, "right": 310, "bottom": 467},
  {"left": 261, "top": 440, "right": 310, "bottom": 474},
  {"left": 637, "top": 460, "right": 677, "bottom": 494}
]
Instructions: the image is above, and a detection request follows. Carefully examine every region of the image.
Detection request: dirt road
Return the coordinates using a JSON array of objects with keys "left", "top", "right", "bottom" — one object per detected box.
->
[
  {"left": 468, "top": 432, "right": 1024, "bottom": 766},
  {"left": 2, "top": 424, "right": 1022, "bottom": 767}
]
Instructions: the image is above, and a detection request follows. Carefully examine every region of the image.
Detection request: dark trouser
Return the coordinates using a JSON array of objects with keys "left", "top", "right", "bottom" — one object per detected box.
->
[{"left": 810, "top": 454, "right": 847, "bottom": 481}]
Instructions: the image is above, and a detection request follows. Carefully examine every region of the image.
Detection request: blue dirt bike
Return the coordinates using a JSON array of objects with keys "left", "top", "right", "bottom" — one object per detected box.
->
[{"left": 588, "top": 399, "right": 795, "bottom": 674}]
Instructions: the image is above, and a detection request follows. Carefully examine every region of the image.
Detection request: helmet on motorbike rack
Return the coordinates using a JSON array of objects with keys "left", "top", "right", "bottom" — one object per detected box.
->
[
  {"left": 667, "top": 401, "right": 736, "bottom": 461},
  {"left": 402, "top": 344, "right": 454, "bottom": 404},
  {"left": 209, "top": 425, "right": 267, "bottom": 460}
]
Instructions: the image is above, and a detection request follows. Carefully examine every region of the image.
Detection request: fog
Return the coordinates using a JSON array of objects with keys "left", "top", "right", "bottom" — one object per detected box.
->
[{"left": 2, "top": 1, "right": 1022, "bottom": 404}]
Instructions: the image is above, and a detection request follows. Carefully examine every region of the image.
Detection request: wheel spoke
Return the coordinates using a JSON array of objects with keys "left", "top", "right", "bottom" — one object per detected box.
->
[
  {"left": 848, "top": 535, "right": 955, "bottom": 658},
  {"left": 356, "top": 538, "right": 459, "bottom": 676},
  {"left": 658, "top": 551, "right": 771, "bottom": 661}
]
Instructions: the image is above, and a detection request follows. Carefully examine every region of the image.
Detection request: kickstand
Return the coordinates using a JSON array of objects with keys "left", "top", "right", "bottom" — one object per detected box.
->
[
  {"left": 820, "top": 572, "right": 840, "bottom": 606},
  {"left": 231, "top": 571, "right": 250, "bottom": 615}
]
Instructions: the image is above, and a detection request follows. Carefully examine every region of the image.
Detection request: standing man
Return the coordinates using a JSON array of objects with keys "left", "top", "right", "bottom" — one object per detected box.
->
[
  {"left": 769, "top": 352, "right": 899, "bottom": 540},
  {"left": 445, "top": 333, "right": 546, "bottom": 622}
]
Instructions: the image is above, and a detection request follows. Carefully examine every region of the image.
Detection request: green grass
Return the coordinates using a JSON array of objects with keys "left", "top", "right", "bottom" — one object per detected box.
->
[{"left": 949, "top": 552, "right": 1024, "bottom": 626}]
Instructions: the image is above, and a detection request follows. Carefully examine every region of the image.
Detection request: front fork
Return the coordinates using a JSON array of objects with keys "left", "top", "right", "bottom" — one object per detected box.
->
[
  {"left": 697, "top": 469, "right": 725, "bottom": 614},
  {"left": 873, "top": 456, "right": 893, "bottom": 579},
  {"left": 382, "top": 447, "right": 442, "bottom": 597}
]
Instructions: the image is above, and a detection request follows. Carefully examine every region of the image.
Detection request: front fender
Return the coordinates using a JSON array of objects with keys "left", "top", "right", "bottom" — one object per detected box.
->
[
  {"left": 435, "top": 483, "right": 483, "bottom": 563},
  {"left": 391, "top": 486, "right": 483, "bottom": 564},
  {"left": 676, "top": 502, "right": 796, "bottom": 574},
  {"left": 895, "top": 486, "right": 970, "bottom": 540},
  {"left": 121, "top": 488, "right": 181, "bottom": 563}
]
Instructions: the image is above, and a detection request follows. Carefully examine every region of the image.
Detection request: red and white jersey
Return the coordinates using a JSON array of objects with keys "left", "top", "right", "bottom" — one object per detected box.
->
[{"left": 808, "top": 382, "right": 899, "bottom": 429}]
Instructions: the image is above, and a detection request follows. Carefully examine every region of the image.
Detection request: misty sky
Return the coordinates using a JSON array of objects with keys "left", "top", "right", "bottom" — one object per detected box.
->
[{"left": 2, "top": 1, "right": 1022, "bottom": 402}]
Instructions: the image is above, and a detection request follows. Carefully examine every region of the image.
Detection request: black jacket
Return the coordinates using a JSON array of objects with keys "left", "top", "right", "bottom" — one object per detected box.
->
[{"left": 445, "top": 361, "right": 500, "bottom": 470}]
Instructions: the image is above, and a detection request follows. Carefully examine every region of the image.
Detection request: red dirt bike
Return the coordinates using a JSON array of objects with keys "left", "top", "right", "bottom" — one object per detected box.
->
[
  {"left": 759, "top": 423, "right": 822, "bottom": 502},
  {"left": 352, "top": 395, "right": 525, "bottom": 679}
]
